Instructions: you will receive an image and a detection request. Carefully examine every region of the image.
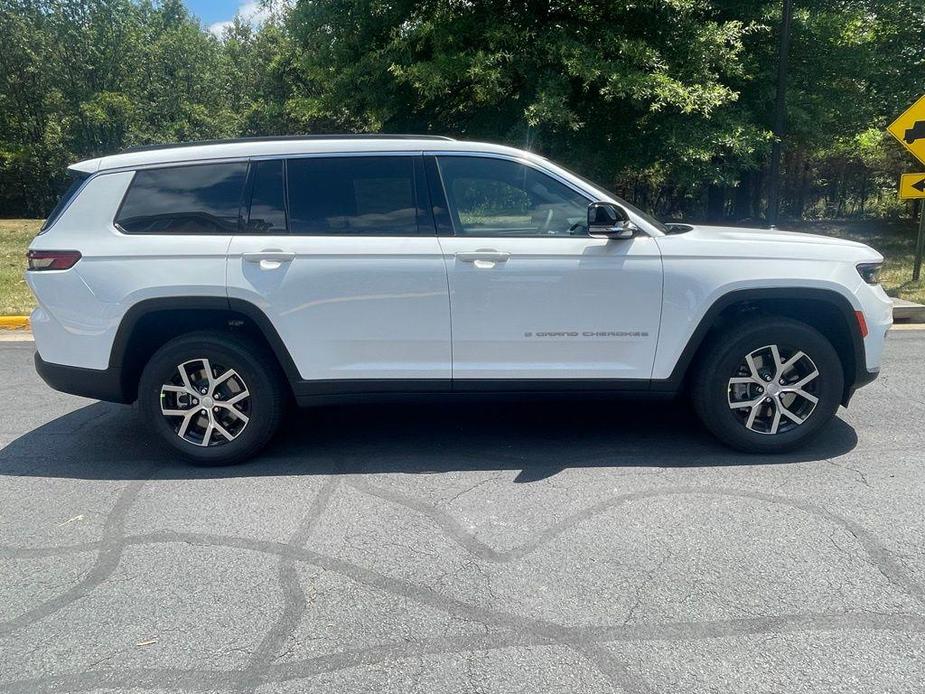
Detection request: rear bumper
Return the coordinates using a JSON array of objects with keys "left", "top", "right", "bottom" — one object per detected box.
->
[{"left": 34, "top": 352, "right": 131, "bottom": 404}]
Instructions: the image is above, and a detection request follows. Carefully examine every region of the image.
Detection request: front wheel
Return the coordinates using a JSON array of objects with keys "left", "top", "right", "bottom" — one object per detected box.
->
[
  {"left": 691, "top": 318, "right": 844, "bottom": 453},
  {"left": 138, "top": 332, "right": 283, "bottom": 465}
]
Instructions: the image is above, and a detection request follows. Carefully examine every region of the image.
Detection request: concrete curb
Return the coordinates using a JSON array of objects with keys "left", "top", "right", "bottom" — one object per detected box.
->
[
  {"left": 0, "top": 316, "right": 29, "bottom": 330},
  {"left": 892, "top": 299, "right": 925, "bottom": 323}
]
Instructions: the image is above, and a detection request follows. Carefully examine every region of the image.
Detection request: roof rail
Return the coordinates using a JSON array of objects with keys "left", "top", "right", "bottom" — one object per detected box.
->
[{"left": 121, "top": 134, "right": 455, "bottom": 154}]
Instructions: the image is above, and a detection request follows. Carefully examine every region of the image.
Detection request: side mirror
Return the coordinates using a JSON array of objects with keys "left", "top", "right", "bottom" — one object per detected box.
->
[{"left": 587, "top": 202, "right": 636, "bottom": 239}]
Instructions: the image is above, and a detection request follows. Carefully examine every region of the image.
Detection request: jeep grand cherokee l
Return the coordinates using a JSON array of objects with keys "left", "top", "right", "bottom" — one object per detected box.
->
[{"left": 26, "top": 135, "right": 892, "bottom": 464}]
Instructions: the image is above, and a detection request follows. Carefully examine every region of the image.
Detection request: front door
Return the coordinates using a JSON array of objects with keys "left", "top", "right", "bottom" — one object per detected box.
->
[
  {"left": 226, "top": 154, "right": 451, "bottom": 386},
  {"left": 429, "top": 154, "right": 662, "bottom": 383}
]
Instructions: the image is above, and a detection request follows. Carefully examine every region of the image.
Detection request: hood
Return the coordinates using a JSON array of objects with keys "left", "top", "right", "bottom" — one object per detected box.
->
[
  {"left": 688, "top": 224, "right": 870, "bottom": 248},
  {"left": 657, "top": 224, "right": 883, "bottom": 263}
]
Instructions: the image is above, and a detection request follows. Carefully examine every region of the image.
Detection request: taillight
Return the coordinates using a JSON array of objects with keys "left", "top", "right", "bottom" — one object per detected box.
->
[{"left": 27, "top": 250, "right": 82, "bottom": 271}]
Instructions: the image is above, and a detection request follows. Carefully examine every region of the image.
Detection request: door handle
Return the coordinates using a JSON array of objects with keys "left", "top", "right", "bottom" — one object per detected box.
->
[
  {"left": 455, "top": 250, "right": 510, "bottom": 263},
  {"left": 243, "top": 250, "right": 296, "bottom": 263}
]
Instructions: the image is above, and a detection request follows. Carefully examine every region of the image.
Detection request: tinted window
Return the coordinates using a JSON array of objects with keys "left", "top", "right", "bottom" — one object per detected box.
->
[
  {"left": 246, "top": 160, "right": 287, "bottom": 233},
  {"left": 116, "top": 163, "right": 247, "bottom": 234},
  {"left": 287, "top": 157, "right": 418, "bottom": 235},
  {"left": 41, "top": 172, "right": 89, "bottom": 232},
  {"left": 437, "top": 156, "right": 588, "bottom": 237}
]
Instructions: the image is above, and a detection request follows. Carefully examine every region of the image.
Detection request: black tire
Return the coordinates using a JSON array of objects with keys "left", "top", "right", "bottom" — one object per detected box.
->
[
  {"left": 138, "top": 331, "right": 283, "bottom": 465},
  {"left": 691, "top": 317, "right": 844, "bottom": 453}
]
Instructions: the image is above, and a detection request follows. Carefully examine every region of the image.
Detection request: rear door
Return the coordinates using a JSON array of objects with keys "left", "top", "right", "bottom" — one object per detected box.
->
[
  {"left": 429, "top": 154, "right": 662, "bottom": 383},
  {"left": 226, "top": 154, "right": 452, "bottom": 388}
]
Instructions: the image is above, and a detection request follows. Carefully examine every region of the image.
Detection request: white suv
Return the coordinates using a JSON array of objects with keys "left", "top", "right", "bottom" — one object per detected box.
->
[{"left": 27, "top": 135, "right": 892, "bottom": 464}]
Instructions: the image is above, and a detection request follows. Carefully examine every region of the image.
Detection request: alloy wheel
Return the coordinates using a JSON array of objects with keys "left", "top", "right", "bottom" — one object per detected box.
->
[
  {"left": 159, "top": 358, "right": 251, "bottom": 446},
  {"left": 727, "top": 344, "right": 820, "bottom": 435}
]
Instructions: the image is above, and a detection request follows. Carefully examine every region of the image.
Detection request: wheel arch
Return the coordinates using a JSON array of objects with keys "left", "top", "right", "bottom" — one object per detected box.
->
[
  {"left": 657, "top": 287, "right": 866, "bottom": 405},
  {"left": 109, "top": 297, "right": 300, "bottom": 403}
]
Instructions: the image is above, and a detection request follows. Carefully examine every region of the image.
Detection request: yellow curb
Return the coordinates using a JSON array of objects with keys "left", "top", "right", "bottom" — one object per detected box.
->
[{"left": 0, "top": 316, "right": 30, "bottom": 330}]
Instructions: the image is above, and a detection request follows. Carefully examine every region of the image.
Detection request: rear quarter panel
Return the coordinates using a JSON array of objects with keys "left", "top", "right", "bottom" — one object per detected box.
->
[{"left": 27, "top": 171, "right": 232, "bottom": 370}]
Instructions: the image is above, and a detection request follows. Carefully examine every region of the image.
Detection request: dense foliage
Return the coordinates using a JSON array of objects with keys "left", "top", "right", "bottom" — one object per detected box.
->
[{"left": 1, "top": 0, "right": 923, "bottom": 221}]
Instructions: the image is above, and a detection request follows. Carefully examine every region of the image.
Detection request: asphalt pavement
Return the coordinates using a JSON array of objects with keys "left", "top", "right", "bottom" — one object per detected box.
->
[{"left": 1, "top": 331, "right": 924, "bottom": 693}]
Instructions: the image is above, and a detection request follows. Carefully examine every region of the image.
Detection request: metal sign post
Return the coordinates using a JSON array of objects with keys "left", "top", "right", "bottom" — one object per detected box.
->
[
  {"left": 915, "top": 201, "right": 925, "bottom": 282},
  {"left": 889, "top": 97, "right": 925, "bottom": 283}
]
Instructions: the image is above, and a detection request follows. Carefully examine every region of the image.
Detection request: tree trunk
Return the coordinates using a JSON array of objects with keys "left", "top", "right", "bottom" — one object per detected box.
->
[
  {"left": 733, "top": 171, "right": 753, "bottom": 221},
  {"left": 707, "top": 183, "right": 725, "bottom": 222},
  {"left": 794, "top": 160, "right": 809, "bottom": 220}
]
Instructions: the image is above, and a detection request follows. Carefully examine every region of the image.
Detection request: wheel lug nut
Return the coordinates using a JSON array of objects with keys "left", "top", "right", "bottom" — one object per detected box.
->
[
  {"left": 765, "top": 397, "right": 772, "bottom": 404},
  {"left": 213, "top": 406, "right": 219, "bottom": 412},
  {"left": 200, "top": 409, "right": 207, "bottom": 415},
  {"left": 200, "top": 388, "right": 207, "bottom": 394}
]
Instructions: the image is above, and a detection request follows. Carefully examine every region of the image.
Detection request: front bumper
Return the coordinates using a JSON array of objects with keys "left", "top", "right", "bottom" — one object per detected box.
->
[{"left": 842, "top": 366, "right": 879, "bottom": 406}]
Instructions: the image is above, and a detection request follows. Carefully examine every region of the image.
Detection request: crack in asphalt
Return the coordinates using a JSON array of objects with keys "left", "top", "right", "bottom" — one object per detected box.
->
[
  {"left": 1, "top": 478, "right": 924, "bottom": 693},
  {"left": 0, "top": 467, "right": 155, "bottom": 638},
  {"left": 234, "top": 476, "right": 340, "bottom": 692}
]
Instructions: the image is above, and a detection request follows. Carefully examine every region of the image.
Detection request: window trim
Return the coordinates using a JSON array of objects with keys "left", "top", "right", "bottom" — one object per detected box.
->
[
  {"left": 112, "top": 160, "right": 250, "bottom": 236},
  {"left": 428, "top": 152, "right": 595, "bottom": 239}
]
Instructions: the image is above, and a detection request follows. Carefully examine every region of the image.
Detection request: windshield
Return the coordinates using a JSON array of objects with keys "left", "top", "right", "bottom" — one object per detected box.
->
[{"left": 552, "top": 163, "right": 670, "bottom": 234}]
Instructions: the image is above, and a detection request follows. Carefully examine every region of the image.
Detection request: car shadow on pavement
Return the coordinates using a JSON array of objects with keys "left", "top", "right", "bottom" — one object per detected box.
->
[{"left": 0, "top": 396, "right": 858, "bottom": 481}]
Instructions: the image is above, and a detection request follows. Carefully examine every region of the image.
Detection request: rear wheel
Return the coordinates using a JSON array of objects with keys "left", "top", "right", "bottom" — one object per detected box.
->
[
  {"left": 691, "top": 318, "right": 844, "bottom": 453},
  {"left": 138, "top": 332, "right": 283, "bottom": 465}
]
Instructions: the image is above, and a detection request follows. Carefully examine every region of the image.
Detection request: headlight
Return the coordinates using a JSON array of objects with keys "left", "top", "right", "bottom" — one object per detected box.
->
[{"left": 856, "top": 262, "right": 882, "bottom": 285}]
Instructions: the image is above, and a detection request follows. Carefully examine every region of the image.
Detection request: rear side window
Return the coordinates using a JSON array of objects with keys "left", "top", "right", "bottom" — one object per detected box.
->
[
  {"left": 41, "top": 172, "right": 90, "bottom": 232},
  {"left": 287, "top": 156, "right": 419, "bottom": 235},
  {"left": 116, "top": 163, "right": 247, "bottom": 234}
]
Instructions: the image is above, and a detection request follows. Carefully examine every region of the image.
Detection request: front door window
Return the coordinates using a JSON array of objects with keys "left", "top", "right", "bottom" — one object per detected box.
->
[{"left": 437, "top": 156, "right": 589, "bottom": 237}]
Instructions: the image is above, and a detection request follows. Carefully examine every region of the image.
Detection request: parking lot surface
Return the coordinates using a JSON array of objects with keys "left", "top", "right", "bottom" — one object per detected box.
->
[{"left": 1, "top": 331, "right": 924, "bottom": 693}]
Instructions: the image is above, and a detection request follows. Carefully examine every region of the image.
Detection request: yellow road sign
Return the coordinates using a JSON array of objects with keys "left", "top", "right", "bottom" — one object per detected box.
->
[
  {"left": 900, "top": 173, "right": 925, "bottom": 199},
  {"left": 888, "top": 94, "right": 925, "bottom": 165}
]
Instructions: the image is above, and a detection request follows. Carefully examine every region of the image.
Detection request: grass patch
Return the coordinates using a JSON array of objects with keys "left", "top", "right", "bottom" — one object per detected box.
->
[
  {"left": 0, "top": 219, "right": 40, "bottom": 315},
  {"left": 790, "top": 219, "right": 925, "bottom": 305},
  {"left": 1, "top": 217, "right": 923, "bottom": 317}
]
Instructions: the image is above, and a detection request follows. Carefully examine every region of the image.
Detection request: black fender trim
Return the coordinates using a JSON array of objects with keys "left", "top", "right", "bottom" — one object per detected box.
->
[
  {"left": 108, "top": 296, "right": 229, "bottom": 372},
  {"left": 651, "top": 287, "right": 870, "bottom": 403},
  {"left": 227, "top": 298, "right": 302, "bottom": 383},
  {"left": 104, "top": 296, "right": 302, "bottom": 401}
]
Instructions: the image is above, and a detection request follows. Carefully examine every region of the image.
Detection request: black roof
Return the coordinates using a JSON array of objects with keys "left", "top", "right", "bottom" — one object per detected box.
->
[{"left": 121, "top": 134, "right": 455, "bottom": 154}]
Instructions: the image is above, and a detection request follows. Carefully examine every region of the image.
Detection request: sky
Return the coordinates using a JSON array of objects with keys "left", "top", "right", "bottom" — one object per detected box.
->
[{"left": 185, "top": 0, "right": 265, "bottom": 35}]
